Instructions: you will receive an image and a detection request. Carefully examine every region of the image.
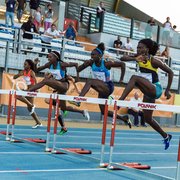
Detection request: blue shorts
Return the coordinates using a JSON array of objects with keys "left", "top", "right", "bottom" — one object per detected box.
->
[
  {"left": 154, "top": 82, "right": 163, "bottom": 99},
  {"left": 105, "top": 81, "right": 114, "bottom": 97}
]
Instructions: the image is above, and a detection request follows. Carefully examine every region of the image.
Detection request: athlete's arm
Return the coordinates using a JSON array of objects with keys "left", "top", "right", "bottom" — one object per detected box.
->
[
  {"left": 152, "top": 58, "right": 174, "bottom": 99},
  {"left": 13, "top": 71, "right": 23, "bottom": 79},
  {"left": 105, "top": 60, "right": 126, "bottom": 82},
  {"left": 77, "top": 60, "right": 93, "bottom": 72},
  {"left": 34, "top": 58, "right": 51, "bottom": 72},
  {"left": 120, "top": 54, "right": 137, "bottom": 61}
]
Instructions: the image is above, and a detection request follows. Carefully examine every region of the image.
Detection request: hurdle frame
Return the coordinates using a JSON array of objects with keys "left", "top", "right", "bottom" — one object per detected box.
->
[{"left": 0, "top": 89, "right": 180, "bottom": 179}]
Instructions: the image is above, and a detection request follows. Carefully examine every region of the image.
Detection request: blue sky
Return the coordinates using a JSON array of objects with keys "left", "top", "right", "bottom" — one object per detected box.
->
[{"left": 124, "top": 0, "right": 180, "bottom": 32}]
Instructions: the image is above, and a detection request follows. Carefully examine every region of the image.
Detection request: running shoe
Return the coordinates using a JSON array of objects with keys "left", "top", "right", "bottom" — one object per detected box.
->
[
  {"left": 68, "top": 101, "right": 81, "bottom": 107},
  {"left": 63, "top": 111, "right": 68, "bottom": 117},
  {"left": 120, "top": 114, "right": 132, "bottom": 129},
  {"left": 32, "top": 123, "right": 43, "bottom": 129},
  {"left": 127, "top": 118, "right": 132, "bottom": 129},
  {"left": 29, "top": 105, "right": 36, "bottom": 115},
  {"left": 163, "top": 134, "right": 172, "bottom": 150},
  {"left": 59, "top": 128, "right": 68, "bottom": 135},
  {"left": 83, "top": 110, "right": 90, "bottom": 121}
]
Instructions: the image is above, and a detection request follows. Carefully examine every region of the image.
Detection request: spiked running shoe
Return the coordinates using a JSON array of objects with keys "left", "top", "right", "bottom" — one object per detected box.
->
[
  {"left": 59, "top": 128, "right": 68, "bottom": 135},
  {"left": 163, "top": 134, "right": 172, "bottom": 150}
]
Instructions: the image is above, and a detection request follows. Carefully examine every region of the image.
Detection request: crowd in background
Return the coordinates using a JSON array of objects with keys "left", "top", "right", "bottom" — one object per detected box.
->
[{"left": 3, "top": 0, "right": 178, "bottom": 58}]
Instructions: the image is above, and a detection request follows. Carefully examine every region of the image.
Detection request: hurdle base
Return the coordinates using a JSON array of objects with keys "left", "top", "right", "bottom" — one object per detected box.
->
[
  {"left": 63, "top": 148, "right": 92, "bottom": 154},
  {"left": 5, "top": 137, "right": 10, "bottom": 141},
  {"left": 101, "top": 162, "right": 151, "bottom": 170},
  {"left": 23, "top": 138, "right": 46, "bottom": 143},
  {"left": 0, "top": 131, "right": 12, "bottom": 135},
  {"left": 47, "top": 148, "right": 92, "bottom": 155}
]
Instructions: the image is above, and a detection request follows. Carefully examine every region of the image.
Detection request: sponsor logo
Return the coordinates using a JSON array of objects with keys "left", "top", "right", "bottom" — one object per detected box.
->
[
  {"left": 73, "top": 97, "right": 87, "bottom": 102},
  {"left": 27, "top": 92, "right": 37, "bottom": 97},
  {"left": 138, "top": 103, "right": 157, "bottom": 109}
]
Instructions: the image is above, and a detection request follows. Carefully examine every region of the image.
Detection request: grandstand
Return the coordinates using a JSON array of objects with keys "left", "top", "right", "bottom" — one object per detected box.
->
[{"left": 0, "top": 0, "right": 179, "bottom": 125}]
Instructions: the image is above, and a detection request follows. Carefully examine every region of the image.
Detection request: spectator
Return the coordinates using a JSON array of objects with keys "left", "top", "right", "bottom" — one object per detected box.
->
[
  {"left": 173, "top": 25, "right": 177, "bottom": 31},
  {"left": 113, "top": 35, "right": 123, "bottom": 55},
  {"left": 95, "top": 1, "right": 106, "bottom": 29},
  {"left": 40, "top": 24, "right": 61, "bottom": 54},
  {"left": 145, "top": 17, "right": 156, "bottom": 39},
  {"left": 64, "top": 21, "right": 77, "bottom": 40},
  {"left": 44, "top": 3, "right": 54, "bottom": 31},
  {"left": 162, "top": 17, "right": 172, "bottom": 45},
  {"left": 5, "top": 0, "right": 16, "bottom": 28},
  {"left": 161, "top": 46, "right": 170, "bottom": 64},
  {"left": 155, "top": 44, "right": 161, "bottom": 56},
  {"left": 161, "top": 46, "right": 170, "bottom": 58},
  {"left": 123, "top": 37, "right": 133, "bottom": 52},
  {"left": 128, "top": 92, "right": 146, "bottom": 127},
  {"left": 29, "top": 0, "right": 40, "bottom": 16},
  {"left": 33, "top": 6, "right": 42, "bottom": 32},
  {"left": 21, "top": 16, "right": 38, "bottom": 50},
  {"left": 16, "top": 0, "right": 26, "bottom": 23}
]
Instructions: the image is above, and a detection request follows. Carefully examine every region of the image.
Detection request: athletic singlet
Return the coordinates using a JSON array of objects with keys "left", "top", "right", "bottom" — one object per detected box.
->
[
  {"left": 91, "top": 59, "right": 110, "bottom": 82},
  {"left": 138, "top": 56, "right": 159, "bottom": 83},
  {"left": 49, "top": 62, "right": 65, "bottom": 80},
  {"left": 23, "top": 70, "right": 35, "bottom": 85}
]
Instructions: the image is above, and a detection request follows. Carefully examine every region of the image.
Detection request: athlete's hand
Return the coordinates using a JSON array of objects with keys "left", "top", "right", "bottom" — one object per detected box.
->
[
  {"left": 164, "top": 89, "right": 171, "bottom": 99},
  {"left": 34, "top": 58, "right": 40, "bottom": 65},
  {"left": 135, "top": 55, "right": 146, "bottom": 63}
]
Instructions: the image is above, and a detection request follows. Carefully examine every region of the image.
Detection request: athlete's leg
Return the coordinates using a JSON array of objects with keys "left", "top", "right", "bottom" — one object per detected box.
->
[
  {"left": 28, "top": 79, "right": 68, "bottom": 93},
  {"left": 79, "top": 79, "right": 110, "bottom": 97},
  {"left": 16, "top": 96, "right": 33, "bottom": 108},
  {"left": 26, "top": 97, "right": 41, "bottom": 125},
  {"left": 119, "top": 75, "right": 156, "bottom": 100},
  {"left": 143, "top": 96, "right": 167, "bottom": 138},
  {"left": 98, "top": 94, "right": 132, "bottom": 128}
]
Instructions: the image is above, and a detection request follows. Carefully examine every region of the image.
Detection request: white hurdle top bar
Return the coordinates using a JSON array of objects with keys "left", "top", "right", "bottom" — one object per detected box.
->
[{"left": 0, "top": 89, "right": 179, "bottom": 113}]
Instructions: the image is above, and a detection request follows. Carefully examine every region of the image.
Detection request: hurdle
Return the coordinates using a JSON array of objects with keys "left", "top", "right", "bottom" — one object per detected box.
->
[{"left": 0, "top": 89, "right": 180, "bottom": 179}]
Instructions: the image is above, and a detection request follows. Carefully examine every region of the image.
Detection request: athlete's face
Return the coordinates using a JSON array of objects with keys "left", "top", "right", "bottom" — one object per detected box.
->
[
  {"left": 137, "top": 43, "right": 148, "bottom": 55},
  {"left": 48, "top": 53, "right": 57, "bottom": 63},
  {"left": 24, "top": 61, "right": 30, "bottom": 70},
  {"left": 91, "top": 50, "right": 102, "bottom": 63}
]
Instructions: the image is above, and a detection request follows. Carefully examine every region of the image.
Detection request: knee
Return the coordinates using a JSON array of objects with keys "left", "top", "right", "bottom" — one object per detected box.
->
[{"left": 130, "top": 75, "right": 138, "bottom": 81}]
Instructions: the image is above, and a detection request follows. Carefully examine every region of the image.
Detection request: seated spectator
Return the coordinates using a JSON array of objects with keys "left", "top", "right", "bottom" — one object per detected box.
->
[
  {"left": 40, "top": 24, "right": 61, "bottom": 55},
  {"left": 145, "top": 17, "right": 156, "bottom": 39},
  {"left": 65, "top": 21, "right": 77, "bottom": 40},
  {"left": 128, "top": 92, "right": 146, "bottom": 127},
  {"left": 21, "top": 16, "right": 38, "bottom": 50},
  {"left": 161, "top": 46, "right": 170, "bottom": 64},
  {"left": 123, "top": 37, "right": 133, "bottom": 53},
  {"left": 113, "top": 35, "right": 123, "bottom": 55},
  {"left": 155, "top": 44, "right": 161, "bottom": 56},
  {"left": 161, "top": 46, "right": 169, "bottom": 58}
]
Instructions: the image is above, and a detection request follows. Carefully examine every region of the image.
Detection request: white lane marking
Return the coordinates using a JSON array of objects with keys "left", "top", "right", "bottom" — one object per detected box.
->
[
  {"left": 151, "top": 167, "right": 176, "bottom": 169},
  {"left": 0, "top": 168, "right": 106, "bottom": 173},
  {"left": 1, "top": 128, "right": 180, "bottom": 136},
  {"left": 0, "top": 140, "right": 178, "bottom": 147},
  {"left": 0, "top": 152, "right": 177, "bottom": 155}
]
